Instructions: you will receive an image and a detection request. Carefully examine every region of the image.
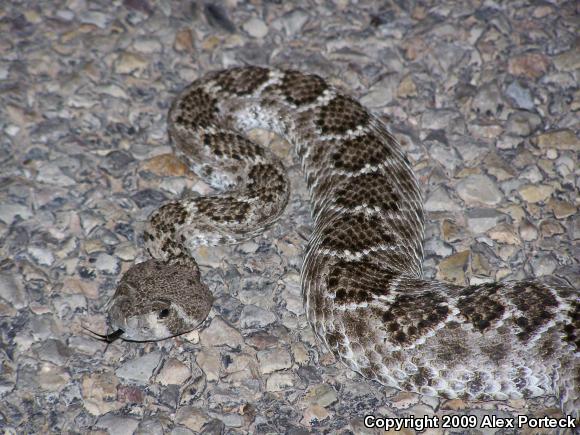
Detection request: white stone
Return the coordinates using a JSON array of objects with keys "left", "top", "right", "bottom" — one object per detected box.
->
[{"left": 242, "top": 18, "right": 269, "bottom": 38}]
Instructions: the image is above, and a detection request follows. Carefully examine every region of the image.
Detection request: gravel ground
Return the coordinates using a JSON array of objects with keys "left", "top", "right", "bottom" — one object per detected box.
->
[{"left": 0, "top": 0, "right": 578, "bottom": 434}]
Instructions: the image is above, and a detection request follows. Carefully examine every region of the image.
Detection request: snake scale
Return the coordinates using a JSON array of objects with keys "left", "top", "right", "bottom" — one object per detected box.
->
[{"left": 97, "top": 67, "right": 578, "bottom": 418}]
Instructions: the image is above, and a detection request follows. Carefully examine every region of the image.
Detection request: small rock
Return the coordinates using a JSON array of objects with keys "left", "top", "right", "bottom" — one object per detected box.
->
[
  {"left": 101, "top": 150, "right": 135, "bottom": 175},
  {"left": 291, "top": 342, "right": 310, "bottom": 365},
  {"left": 117, "top": 384, "right": 145, "bottom": 404},
  {"left": 361, "top": 74, "right": 398, "bottom": 108},
  {"left": 133, "top": 38, "right": 162, "bottom": 54},
  {"left": 33, "top": 338, "right": 72, "bottom": 365},
  {"left": 0, "top": 203, "right": 32, "bottom": 225},
  {"left": 156, "top": 358, "right": 191, "bottom": 386},
  {"left": 553, "top": 47, "right": 580, "bottom": 72},
  {"left": 472, "top": 83, "right": 503, "bottom": 117},
  {"left": 519, "top": 220, "right": 538, "bottom": 241},
  {"left": 115, "top": 351, "right": 162, "bottom": 384},
  {"left": 174, "top": 28, "right": 194, "bottom": 52},
  {"left": 239, "top": 305, "right": 276, "bottom": 329},
  {"left": 175, "top": 406, "right": 211, "bottom": 432},
  {"left": 79, "top": 10, "right": 109, "bottom": 28},
  {"left": 421, "top": 109, "right": 463, "bottom": 131},
  {"left": 141, "top": 153, "right": 190, "bottom": 177},
  {"left": 37, "top": 362, "right": 70, "bottom": 392},
  {"left": 540, "top": 220, "right": 565, "bottom": 237},
  {"left": 390, "top": 391, "right": 421, "bottom": 409},
  {"left": 521, "top": 165, "right": 543, "bottom": 183},
  {"left": 466, "top": 208, "right": 504, "bottom": 233},
  {"left": 277, "top": 9, "right": 309, "bottom": 35},
  {"left": 266, "top": 372, "right": 296, "bottom": 391},
  {"left": 114, "top": 52, "right": 148, "bottom": 75},
  {"left": 36, "top": 162, "right": 76, "bottom": 186},
  {"left": 304, "top": 384, "right": 338, "bottom": 407},
  {"left": 0, "top": 273, "right": 27, "bottom": 309},
  {"left": 534, "top": 129, "right": 579, "bottom": 150},
  {"left": 96, "top": 414, "right": 140, "bottom": 435},
  {"left": 199, "top": 317, "right": 244, "bottom": 348},
  {"left": 518, "top": 184, "right": 553, "bottom": 203},
  {"left": 436, "top": 251, "right": 470, "bottom": 285},
  {"left": 257, "top": 348, "right": 292, "bottom": 374},
  {"left": 424, "top": 187, "right": 461, "bottom": 212},
  {"left": 505, "top": 111, "right": 542, "bottom": 136},
  {"left": 242, "top": 17, "right": 268, "bottom": 38},
  {"left": 424, "top": 239, "right": 453, "bottom": 257},
  {"left": 530, "top": 254, "right": 558, "bottom": 277},
  {"left": 28, "top": 246, "right": 55, "bottom": 266},
  {"left": 94, "top": 253, "right": 120, "bottom": 274},
  {"left": 505, "top": 80, "right": 534, "bottom": 110},
  {"left": 397, "top": 75, "right": 417, "bottom": 98},
  {"left": 301, "top": 404, "right": 330, "bottom": 426},
  {"left": 508, "top": 53, "right": 550, "bottom": 79},
  {"left": 456, "top": 174, "right": 503, "bottom": 206},
  {"left": 547, "top": 198, "right": 576, "bottom": 219},
  {"left": 487, "top": 223, "right": 520, "bottom": 245},
  {"left": 196, "top": 348, "right": 221, "bottom": 382}
]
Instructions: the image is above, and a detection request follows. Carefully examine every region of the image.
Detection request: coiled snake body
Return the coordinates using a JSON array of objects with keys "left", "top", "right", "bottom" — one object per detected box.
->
[{"left": 103, "top": 67, "right": 579, "bottom": 417}]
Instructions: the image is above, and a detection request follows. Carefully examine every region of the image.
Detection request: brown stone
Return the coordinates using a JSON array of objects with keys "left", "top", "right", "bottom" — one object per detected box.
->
[
  {"left": 508, "top": 53, "right": 551, "bottom": 79},
  {"left": 436, "top": 250, "right": 470, "bottom": 285},
  {"left": 141, "top": 153, "right": 190, "bottom": 177},
  {"left": 533, "top": 129, "right": 579, "bottom": 151},
  {"left": 174, "top": 28, "right": 194, "bottom": 53}
]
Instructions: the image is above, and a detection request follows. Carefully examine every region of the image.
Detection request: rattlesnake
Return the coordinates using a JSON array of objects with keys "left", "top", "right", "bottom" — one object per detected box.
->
[{"left": 96, "top": 67, "right": 578, "bottom": 417}]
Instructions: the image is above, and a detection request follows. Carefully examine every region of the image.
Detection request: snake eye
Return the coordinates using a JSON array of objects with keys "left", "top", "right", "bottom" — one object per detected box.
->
[{"left": 158, "top": 308, "right": 170, "bottom": 319}]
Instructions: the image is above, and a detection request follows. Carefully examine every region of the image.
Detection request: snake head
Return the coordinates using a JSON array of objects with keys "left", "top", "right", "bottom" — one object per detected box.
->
[{"left": 106, "top": 258, "right": 213, "bottom": 341}]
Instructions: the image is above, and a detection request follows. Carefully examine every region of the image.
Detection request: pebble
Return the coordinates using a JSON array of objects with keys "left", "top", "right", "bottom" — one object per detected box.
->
[
  {"left": 436, "top": 251, "right": 470, "bottom": 285},
  {"left": 156, "top": 358, "right": 191, "bottom": 386},
  {"left": 114, "top": 52, "right": 148, "bottom": 75},
  {"left": 115, "top": 351, "right": 162, "bottom": 384},
  {"left": 487, "top": 223, "right": 520, "bottom": 245},
  {"left": 27, "top": 246, "right": 55, "bottom": 266},
  {"left": 0, "top": 273, "right": 27, "bottom": 309},
  {"left": 534, "top": 129, "right": 579, "bottom": 150},
  {"left": 95, "top": 414, "right": 140, "bottom": 435},
  {"left": 518, "top": 184, "right": 553, "bottom": 203},
  {"left": 257, "top": 347, "right": 292, "bottom": 374},
  {"left": 547, "top": 199, "right": 576, "bottom": 219},
  {"left": 0, "top": 203, "right": 32, "bottom": 225},
  {"left": 456, "top": 174, "right": 503, "bottom": 206},
  {"left": 36, "top": 162, "right": 76, "bottom": 186},
  {"left": 242, "top": 17, "right": 269, "bottom": 38},
  {"left": 79, "top": 10, "right": 109, "bottom": 28},
  {"left": 519, "top": 219, "right": 538, "bottom": 241},
  {"left": 196, "top": 348, "right": 221, "bottom": 382},
  {"left": 174, "top": 406, "right": 211, "bottom": 432},
  {"left": 141, "top": 153, "right": 189, "bottom": 177},
  {"left": 301, "top": 404, "right": 330, "bottom": 426},
  {"left": 424, "top": 187, "right": 461, "bottom": 212},
  {"left": 505, "top": 80, "right": 534, "bottom": 110},
  {"left": 36, "top": 362, "right": 70, "bottom": 392},
  {"left": 266, "top": 372, "right": 296, "bottom": 392},
  {"left": 553, "top": 47, "right": 580, "bottom": 72},
  {"left": 304, "top": 383, "right": 338, "bottom": 407},
  {"left": 466, "top": 208, "right": 504, "bottom": 234},
  {"left": 508, "top": 53, "right": 550, "bottom": 79},
  {"left": 530, "top": 254, "right": 558, "bottom": 277},
  {"left": 239, "top": 304, "right": 277, "bottom": 329},
  {"left": 199, "top": 316, "right": 244, "bottom": 348},
  {"left": 33, "top": 339, "right": 71, "bottom": 365},
  {"left": 94, "top": 253, "right": 120, "bottom": 274},
  {"left": 505, "top": 111, "right": 542, "bottom": 136}
]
